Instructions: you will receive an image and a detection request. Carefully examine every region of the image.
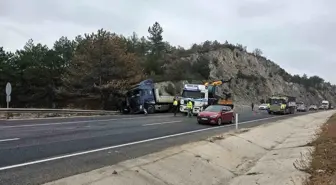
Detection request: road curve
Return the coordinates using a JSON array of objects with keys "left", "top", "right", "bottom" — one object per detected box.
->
[{"left": 0, "top": 110, "right": 316, "bottom": 185}]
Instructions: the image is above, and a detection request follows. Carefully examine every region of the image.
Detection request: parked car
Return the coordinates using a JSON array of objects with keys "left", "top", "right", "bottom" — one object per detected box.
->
[
  {"left": 319, "top": 105, "right": 325, "bottom": 110},
  {"left": 258, "top": 104, "right": 268, "bottom": 110},
  {"left": 309, "top": 105, "right": 318, "bottom": 111},
  {"left": 296, "top": 102, "right": 307, "bottom": 112},
  {"left": 197, "top": 105, "right": 234, "bottom": 125}
]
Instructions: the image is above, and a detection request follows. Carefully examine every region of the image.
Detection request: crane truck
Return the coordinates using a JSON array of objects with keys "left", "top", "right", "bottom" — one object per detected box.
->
[
  {"left": 267, "top": 94, "right": 296, "bottom": 115},
  {"left": 205, "top": 78, "right": 233, "bottom": 109},
  {"left": 179, "top": 78, "right": 233, "bottom": 115},
  {"left": 122, "top": 79, "right": 175, "bottom": 114}
]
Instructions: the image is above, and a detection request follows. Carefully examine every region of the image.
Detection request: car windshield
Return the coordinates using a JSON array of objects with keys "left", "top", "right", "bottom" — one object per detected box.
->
[
  {"left": 260, "top": 104, "right": 268, "bottom": 106},
  {"left": 204, "top": 105, "right": 225, "bottom": 112},
  {"left": 182, "top": 90, "right": 205, "bottom": 99}
]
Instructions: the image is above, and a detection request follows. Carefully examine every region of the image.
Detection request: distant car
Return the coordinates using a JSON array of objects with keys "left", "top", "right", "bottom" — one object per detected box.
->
[
  {"left": 197, "top": 105, "right": 234, "bottom": 125},
  {"left": 309, "top": 105, "right": 318, "bottom": 111},
  {"left": 258, "top": 104, "right": 268, "bottom": 110},
  {"left": 297, "top": 104, "right": 307, "bottom": 112},
  {"left": 319, "top": 105, "right": 325, "bottom": 110}
]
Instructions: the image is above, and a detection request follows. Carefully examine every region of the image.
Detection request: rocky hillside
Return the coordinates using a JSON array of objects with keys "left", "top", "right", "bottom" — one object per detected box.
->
[
  {"left": 159, "top": 46, "right": 336, "bottom": 106},
  {"left": 1, "top": 21, "right": 334, "bottom": 109}
]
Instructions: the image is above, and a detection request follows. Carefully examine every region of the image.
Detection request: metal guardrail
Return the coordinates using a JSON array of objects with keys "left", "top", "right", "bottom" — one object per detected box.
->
[{"left": 0, "top": 108, "right": 118, "bottom": 114}]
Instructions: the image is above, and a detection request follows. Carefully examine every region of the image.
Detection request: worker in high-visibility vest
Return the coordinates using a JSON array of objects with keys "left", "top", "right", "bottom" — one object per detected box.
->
[
  {"left": 187, "top": 100, "right": 193, "bottom": 117},
  {"left": 173, "top": 98, "right": 178, "bottom": 117}
]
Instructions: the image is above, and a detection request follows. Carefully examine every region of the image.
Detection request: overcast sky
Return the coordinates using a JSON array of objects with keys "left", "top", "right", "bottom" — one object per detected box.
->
[{"left": 1, "top": 0, "right": 335, "bottom": 83}]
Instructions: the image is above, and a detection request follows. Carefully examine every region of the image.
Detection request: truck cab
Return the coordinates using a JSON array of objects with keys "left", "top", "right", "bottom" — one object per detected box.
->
[
  {"left": 268, "top": 95, "right": 296, "bottom": 114},
  {"left": 321, "top": 100, "right": 329, "bottom": 110},
  {"left": 179, "top": 84, "right": 208, "bottom": 115}
]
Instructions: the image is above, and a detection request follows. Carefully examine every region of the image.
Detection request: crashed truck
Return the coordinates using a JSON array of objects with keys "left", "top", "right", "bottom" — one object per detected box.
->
[
  {"left": 267, "top": 94, "right": 296, "bottom": 115},
  {"left": 179, "top": 78, "right": 233, "bottom": 115},
  {"left": 122, "top": 79, "right": 175, "bottom": 114}
]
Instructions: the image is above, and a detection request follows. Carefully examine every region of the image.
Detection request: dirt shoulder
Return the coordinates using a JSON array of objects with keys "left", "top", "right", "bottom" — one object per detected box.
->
[{"left": 305, "top": 113, "right": 336, "bottom": 185}]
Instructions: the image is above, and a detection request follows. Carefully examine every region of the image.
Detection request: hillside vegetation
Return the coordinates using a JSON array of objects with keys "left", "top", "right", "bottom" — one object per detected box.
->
[{"left": 0, "top": 22, "right": 335, "bottom": 109}]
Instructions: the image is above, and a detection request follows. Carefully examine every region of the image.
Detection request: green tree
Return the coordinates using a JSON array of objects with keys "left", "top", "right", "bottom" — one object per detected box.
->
[
  {"left": 67, "top": 29, "right": 143, "bottom": 109},
  {"left": 253, "top": 48, "right": 263, "bottom": 56},
  {"left": 11, "top": 40, "right": 68, "bottom": 107},
  {"left": 0, "top": 48, "right": 16, "bottom": 107},
  {"left": 147, "top": 22, "right": 165, "bottom": 55},
  {"left": 146, "top": 22, "right": 165, "bottom": 75}
]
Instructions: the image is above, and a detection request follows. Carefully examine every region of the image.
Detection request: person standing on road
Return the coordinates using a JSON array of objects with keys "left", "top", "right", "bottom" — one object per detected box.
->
[
  {"left": 251, "top": 102, "right": 254, "bottom": 111},
  {"left": 173, "top": 98, "right": 178, "bottom": 116},
  {"left": 143, "top": 101, "right": 148, "bottom": 115},
  {"left": 187, "top": 100, "right": 193, "bottom": 117}
]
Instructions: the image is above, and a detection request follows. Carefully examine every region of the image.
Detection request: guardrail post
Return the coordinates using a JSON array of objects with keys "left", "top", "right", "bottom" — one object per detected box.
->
[
  {"left": 6, "top": 110, "right": 9, "bottom": 120},
  {"left": 235, "top": 113, "right": 238, "bottom": 130}
]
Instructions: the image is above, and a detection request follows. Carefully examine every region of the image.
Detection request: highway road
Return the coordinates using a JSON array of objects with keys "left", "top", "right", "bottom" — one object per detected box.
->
[{"left": 0, "top": 110, "right": 315, "bottom": 185}]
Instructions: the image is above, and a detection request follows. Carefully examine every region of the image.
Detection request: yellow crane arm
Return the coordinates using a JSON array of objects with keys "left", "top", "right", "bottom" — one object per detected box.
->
[{"left": 204, "top": 78, "right": 232, "bottom": 87}]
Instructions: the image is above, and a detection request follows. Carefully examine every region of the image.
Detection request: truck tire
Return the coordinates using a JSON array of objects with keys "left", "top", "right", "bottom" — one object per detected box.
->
[{"left": 147, "top": 105, "right": 155, "bottom": 114}]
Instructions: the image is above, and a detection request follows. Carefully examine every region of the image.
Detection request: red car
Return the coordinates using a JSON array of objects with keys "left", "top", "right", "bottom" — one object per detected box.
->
[{"left": 197, "top": 105, "right": 234, "bottom": 125}]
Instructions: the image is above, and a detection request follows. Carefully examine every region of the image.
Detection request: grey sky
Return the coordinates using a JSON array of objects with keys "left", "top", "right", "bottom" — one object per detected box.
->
[{"left": 0, "top": 0, "right": 335, "bottom": 83}]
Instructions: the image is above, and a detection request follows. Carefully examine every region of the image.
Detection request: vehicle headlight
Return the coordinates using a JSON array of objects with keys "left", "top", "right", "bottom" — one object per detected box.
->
[{"left": 210, "top": 115, "right": 217, "bottom": 118}]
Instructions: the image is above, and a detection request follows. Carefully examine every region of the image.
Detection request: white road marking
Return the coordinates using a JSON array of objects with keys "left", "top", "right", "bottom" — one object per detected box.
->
[
  {"left": 0, "top": 115, "right": 174, "bottom": 129},
  {"left": 0, "top": 138, "right": 20, "bottom": 143},
  {"left": 4, "top": 115, "right": 115, "bottom": 121},
  {"left": 142, "top": 121, "right": 182, "bottom": 126},
  {"left": 0, "top": 115, "right": 287, "bottom": 171}
]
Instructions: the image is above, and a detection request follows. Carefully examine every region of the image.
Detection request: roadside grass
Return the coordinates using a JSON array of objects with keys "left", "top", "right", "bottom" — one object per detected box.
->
[{"left": 305, "top": 114, "right": 336, "bottom": 185}]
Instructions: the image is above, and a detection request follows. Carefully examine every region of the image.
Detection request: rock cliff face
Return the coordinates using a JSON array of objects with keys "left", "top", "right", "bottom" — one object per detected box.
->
[{"left": 158, "top": 47, "right": 336, "bottom": 106}]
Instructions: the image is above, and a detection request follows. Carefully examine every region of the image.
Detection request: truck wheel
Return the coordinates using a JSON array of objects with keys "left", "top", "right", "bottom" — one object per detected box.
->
[{"left": 147, "top": 105, "right": 155, "bottom": 114}]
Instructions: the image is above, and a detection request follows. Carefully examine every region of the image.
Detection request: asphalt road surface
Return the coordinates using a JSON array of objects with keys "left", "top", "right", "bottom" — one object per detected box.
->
[{"left": 0, "top": 109, "right": 317, "bottom": 185}]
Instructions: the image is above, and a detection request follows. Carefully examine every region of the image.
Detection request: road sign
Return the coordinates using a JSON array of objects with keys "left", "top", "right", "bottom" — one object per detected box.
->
[
  {"left": 6, "top": 95, "right": 11, "bottom": 102},
  {"left": 5, "top": 82, "right": 12, "bottom": 96}
]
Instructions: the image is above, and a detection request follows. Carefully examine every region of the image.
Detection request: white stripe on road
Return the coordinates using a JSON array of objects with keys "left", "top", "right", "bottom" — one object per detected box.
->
[
  {"left": 0, "top": 115, "right": 175, "bottom": 129},
  {"left": 0, "top": 138, "right": 20, "bottom": 143},
  {"left": 142, "top": 121, "right": 182, "bottom": 126},
  {"left": 0, "top": 115, "right": 286, "bottom": 171}
]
